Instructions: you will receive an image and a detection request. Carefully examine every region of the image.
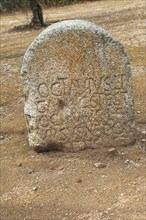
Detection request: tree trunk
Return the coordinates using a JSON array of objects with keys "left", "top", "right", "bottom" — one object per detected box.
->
[
  {"left": 44, "top": 0, "right": 49, "bottom": 5},
  {"left": 29, "top": 0, "right": 44, "bottom": 27}
]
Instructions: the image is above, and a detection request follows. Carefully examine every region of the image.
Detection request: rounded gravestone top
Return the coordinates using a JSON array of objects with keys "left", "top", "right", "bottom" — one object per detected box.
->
[{"left": 21, "top": 19, "right": 135, "bottom": 152}]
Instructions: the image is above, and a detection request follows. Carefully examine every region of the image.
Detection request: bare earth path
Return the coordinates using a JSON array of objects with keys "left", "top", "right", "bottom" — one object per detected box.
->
[{"left": 0, "top": 1, "right": 146, "bottom": 219}]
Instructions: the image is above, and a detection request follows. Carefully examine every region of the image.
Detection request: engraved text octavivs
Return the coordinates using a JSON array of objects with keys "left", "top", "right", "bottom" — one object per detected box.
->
[
  {"left": 36, "top": 76, "right": 102, "bottom": 140},
  {"left": 35, "top": 74, "right": 129, "bottom": 143},
  {"left": 38, "top": 77, "right": 100, "bottom": 97}
]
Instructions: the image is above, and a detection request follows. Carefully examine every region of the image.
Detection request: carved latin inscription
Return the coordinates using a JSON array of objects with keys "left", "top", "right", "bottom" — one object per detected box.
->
[
  {"left": 36, "top": 76, "right": 102, "bottom": 133},
  {"left": 38, "top": 77, "right": 100, "bottom": 98}
]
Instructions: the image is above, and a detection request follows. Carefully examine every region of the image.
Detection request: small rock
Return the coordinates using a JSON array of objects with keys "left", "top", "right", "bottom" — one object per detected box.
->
[
  {"left": 131, "top": 161, "right": 140, "bottom": 167},
  {"left": 59, "top": 165, "right": 64, "bottom": 170},
  {"left": 141, "top": 139, "right": 146, "bottom": 143},
  {"left": 0, "top": 135, "right": 5, "bottom": 140},
  {"left": 87, "top": 186, "right": 94, "bottom": 192},
  {"left": 102, "top": 175, "right": 106, "bottom": 178},
  {"left": 107, "top": 148, "right": 117, "bottom": 154},
  {"left": 76, "top": 178, "right": 82, "bottom": 183},
  {"left": 94, "top": 162, "right": 106, "bottom": 168},
  {"left": 124, "top": 159, "right": 140, "bottom": 167},
  {"left": 32, "top": 186, "right": 38, "bottom": 191},
  {"left": 137, "top": 111, "right": 141, "bottom": 114},
  {"left": 124, "top": 159, "right": 129, "bottom": 164},
  {"left": 121, "top": 152, "right": 125, "bottom": 155},
  {"left": 27, "top": 169, "right": 34, "bottom": 174},
  {"left": 17, "top": 162, "right": 22, "bottom": 167}
]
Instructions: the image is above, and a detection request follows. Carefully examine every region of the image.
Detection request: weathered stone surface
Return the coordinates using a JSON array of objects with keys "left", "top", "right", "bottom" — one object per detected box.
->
[{"left": 21, "top": 19, "right": 135, "bottom": 152}]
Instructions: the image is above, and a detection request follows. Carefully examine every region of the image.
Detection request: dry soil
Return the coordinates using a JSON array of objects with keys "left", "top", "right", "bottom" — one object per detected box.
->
[{"left": 0, "top": 0, "right": 146, "bottom": 220}]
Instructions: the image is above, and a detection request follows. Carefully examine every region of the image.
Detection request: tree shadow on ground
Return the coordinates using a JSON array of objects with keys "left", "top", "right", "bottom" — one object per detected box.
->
[
  {"left": 9, "top": 18, "right": 83, "bottom": 32},
  {"left": 9, "top": 20, "right": 61, "bottom": 32}
]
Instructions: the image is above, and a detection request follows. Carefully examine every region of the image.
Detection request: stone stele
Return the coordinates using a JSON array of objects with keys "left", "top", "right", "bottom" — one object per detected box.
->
[{"left": 21, "top": 19, "right": 135, "bottom": 152}]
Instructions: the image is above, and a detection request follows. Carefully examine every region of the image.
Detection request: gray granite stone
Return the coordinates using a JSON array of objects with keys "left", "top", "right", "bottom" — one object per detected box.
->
[{"left": 21, "top": 19, "right": 135, "bottom": 152}]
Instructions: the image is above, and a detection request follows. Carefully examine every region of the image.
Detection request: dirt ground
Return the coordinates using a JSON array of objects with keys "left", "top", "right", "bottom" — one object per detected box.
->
[{"left": 0, "top": 0, "right": 146, "bottom": 219}]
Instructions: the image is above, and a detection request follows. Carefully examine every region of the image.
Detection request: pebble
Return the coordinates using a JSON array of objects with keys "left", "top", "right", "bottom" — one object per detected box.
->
[
  {"left": 121, "top": 152, "right": 126, "bottom": 155},
  {"left": 87, "top": 186, "right": 94, "bottom": 192},
  {"left": 0, "top": 135, "right": 5, "bottom": 140},
  {"left": 102, "top": 175, "right": 106, "bottom": 178},
  {"left": 137, "top": 111, "right": 141, "bottom": 114},
  {"left": 27, "top": 169, "right": 34, "bottom": 174},
  {"left": 124, "top": 159, "right": 130, "bottom": 164},
  {"left": 142, "top": 131, "right": 146, "bottom": 135},
  {"left": 94, "top": 162, "right": 106, "bottom": 168},
  {"left": 32, "top": 186, "right": 38, "bottom": 191},
  {"left": 107, "top": 148, "right": 117, "bottom": 154},
  {"left": 76, "top": 178, "right": 82, "bottom": 183},
  {"left": 141, "top": 139, "right": 146, "bottom": 143},
  {"left": 124, "top": 159, "right": 140, "bottom": 167},
  {"left": 17, "top": 162, "right": 22, "bottom": 167},
  {"left": 59, "top": 165, "right": 64, "bottom": 170}
]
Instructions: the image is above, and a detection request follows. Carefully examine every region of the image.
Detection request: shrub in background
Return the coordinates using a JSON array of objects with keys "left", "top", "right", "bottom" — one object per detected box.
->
[
  {"left": 0, "top": 0, "right": 88, "bottom": 12},
  {"left": 0, "top": 0, "right": 21, "bottom": 12}
]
